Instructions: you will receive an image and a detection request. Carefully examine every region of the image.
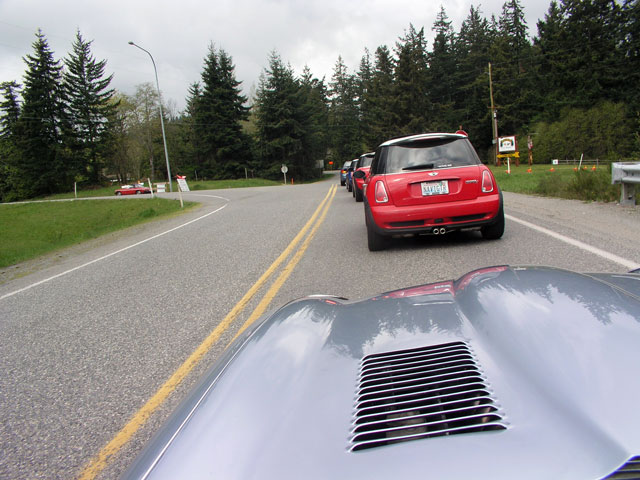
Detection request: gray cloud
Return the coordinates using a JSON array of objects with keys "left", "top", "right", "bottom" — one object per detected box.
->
[{"left": 0, "top": 0, "right": 549, "bottom": 112}]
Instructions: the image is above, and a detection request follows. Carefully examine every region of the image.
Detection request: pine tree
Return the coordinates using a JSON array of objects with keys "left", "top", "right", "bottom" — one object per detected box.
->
[
  {"left": 0, "top": 81, "right": 22, "bottom": 201},
  {"left": 15, "top": 30, "right": 69, "bottom": 198},
  {"left": 0, "top": 81, "right": 21, "bottom": 139},
  {"left": 193, "top": 44, "right": 250, "bottom": 178},
  {"left": 533, "top": 1, "right": 566, "bottom": 119},
  {"left": 298, "top": 66, "right": 329, "bottom": 175},
  {"left": 622, "top": 0, "right": 640, "bottom": 113},
  {"left": 63, "top": 30, "right": 116, "bottom": 184},
  {"left": 178, "top": 82, "right": 205, "bottom": 177},
  {"left": 355, "top": 49, "right": 373, "bottom": 148},
  {"left": 254, "top": 51, "right": 305, "bottom": 178},
  {"left": 362, "top": 45, "right": 397, "bottom": 148},
  {"left": 328, "top": 56, "right": 361, "bottom": 162},
  {"left": 490, "top": 0, "right": 537, "bottom": 137},
  {"left": 455, "top": 6, "right": 495, "bottom": 151},
  {"left": 393, "top": 24, "right": 430, "bottom": 135},
  {"left": 428, "top": 6, "right": 457, "bottom": 130}
]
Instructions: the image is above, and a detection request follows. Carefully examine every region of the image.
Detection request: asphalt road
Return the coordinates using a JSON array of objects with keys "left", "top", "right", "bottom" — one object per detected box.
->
[{"left": 0, "top": 172, "right": 639, "bottom": 480}]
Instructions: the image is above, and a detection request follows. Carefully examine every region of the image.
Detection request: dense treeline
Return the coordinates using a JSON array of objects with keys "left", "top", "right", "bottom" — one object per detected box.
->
[{"left": 1, "top": 0, "right": 639, "bottom": 201}]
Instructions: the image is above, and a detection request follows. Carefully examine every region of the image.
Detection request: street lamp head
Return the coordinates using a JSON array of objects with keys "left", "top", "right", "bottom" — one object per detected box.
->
[{"left": 128, "top": 41, "right": 134, "bottom": 45}]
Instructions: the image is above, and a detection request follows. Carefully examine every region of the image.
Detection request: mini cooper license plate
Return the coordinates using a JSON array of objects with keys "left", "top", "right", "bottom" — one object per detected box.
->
[{"left": 421, "top": 180, "right": 449, "bottom": 196}]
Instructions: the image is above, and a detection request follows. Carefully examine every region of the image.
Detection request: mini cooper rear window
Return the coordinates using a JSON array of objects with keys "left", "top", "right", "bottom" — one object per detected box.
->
[
  {"left": 381, "top": 138, "right": 480, "bottom": 174},
  {"left": 358, "top": 155, "right": 373, "bottom": 168}
]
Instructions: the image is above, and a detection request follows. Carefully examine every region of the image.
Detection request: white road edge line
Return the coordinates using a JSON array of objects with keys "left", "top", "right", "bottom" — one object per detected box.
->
[
  {"left": 0, "top": 204, "right": 228, "bottom": 301},
  {"left": 185, "top": 194, "right": 230, "bottom": 201},
  {"left": 506, "top": 214, "right": 640, "bottom": 270}
]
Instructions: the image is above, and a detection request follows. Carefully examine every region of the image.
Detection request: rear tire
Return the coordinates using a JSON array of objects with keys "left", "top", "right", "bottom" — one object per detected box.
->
[
  {"left": 481, "top": 203, "right": 504, "bottom": 240},
  {"left": 367, "top": 223, "right": 390, "bottom": 251},
  {"left": 355, "top": 187, "right": 363, "bottom": 202},
  {"left": 115, "top": 191, "right": 122, "bottom": 196}
]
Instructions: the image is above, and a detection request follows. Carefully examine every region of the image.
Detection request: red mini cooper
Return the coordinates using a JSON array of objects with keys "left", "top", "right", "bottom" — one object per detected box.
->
[
  {"left": 359, "top": 133, "right": 504, "bottom": 251},
  {"left": 353, "top": 152, "right": 374, "bottom": 202}
]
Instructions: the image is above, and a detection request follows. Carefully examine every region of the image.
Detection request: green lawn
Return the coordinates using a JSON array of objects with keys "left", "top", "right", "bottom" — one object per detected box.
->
[
  {"left": 0, "top": 198, "right": 196, "bottom": 268},
  {"left": 44, "top": 178, "right": 281, "bottom": 199},
  {"left": 489, "top": 163, "right": 619, "bottom": 202}
]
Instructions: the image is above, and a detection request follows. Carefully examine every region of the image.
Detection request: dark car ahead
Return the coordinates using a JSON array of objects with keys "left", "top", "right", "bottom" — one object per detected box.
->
[
  {"left": 361, "top": 133, "right": 503, "bottom": 251},
  {"left": 346, "top": 158, "right": 358, "bottom": 192},
  {"left": 339, "top": 160, "right": 352, "bottom": 186},
  {"left": 123, "top": 265, "right": 640, "bottom": 480},
  {"left": 353, "top": 152, "right": 374, "bottom": 202}
]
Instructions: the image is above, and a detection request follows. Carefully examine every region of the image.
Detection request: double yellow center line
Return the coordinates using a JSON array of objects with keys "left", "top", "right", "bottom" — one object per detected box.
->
[{"left": 78, "top": 184, "right": 337, "bottom": 480}]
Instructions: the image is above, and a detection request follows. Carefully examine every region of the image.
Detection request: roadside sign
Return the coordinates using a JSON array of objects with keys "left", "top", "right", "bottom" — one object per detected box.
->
[
  {"left": 176, "top": 175, "right": 190, "bottom": 192},
  {"left": 281, "top": 165, "right": 288, "bottom": 174},
  {"left": 498, "top": 136, "right": 517, "bottom": 153}
]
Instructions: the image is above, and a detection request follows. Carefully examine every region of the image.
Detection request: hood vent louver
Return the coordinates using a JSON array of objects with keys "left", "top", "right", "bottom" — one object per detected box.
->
[
  {"left": 604, "top": 456, "right": 640, "bottom": 479},
  {"left": 350, "top": 341, "right": 506, "bottom": 452}
]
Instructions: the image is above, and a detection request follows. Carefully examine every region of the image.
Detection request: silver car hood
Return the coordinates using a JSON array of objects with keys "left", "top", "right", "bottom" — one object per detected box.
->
[{"left": 127, "top": 266, "right": 640, "bottom": 479}]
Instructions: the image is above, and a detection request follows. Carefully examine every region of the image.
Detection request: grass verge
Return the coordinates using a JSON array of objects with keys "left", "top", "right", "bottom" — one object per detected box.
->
[
  {"left": 489, "top": 164, "right": 620, "bottom": 202},
  {"left": 43, "top": 178, "right": 281, "bottom": 199},
  {"left": 0, "top": 198, "right": 197, "bottom": 268}
]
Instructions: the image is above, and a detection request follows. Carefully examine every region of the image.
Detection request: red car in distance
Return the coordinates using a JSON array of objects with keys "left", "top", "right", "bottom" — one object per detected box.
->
[
  {"left": 360, "top": 133, "right": 504, "bottom": 251},
  {"left": 115, "top": 184, "right": 151, "bottom": 196},
  {"left": 353, "top": 152, "right": 374, "bottom": 202}
]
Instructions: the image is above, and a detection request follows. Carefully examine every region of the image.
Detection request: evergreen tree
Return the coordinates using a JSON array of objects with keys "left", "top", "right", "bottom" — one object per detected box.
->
[
  {"left": 428, "top": 6, "right": 458, "bottom": 130},
  {"left": 0, "top": 81, "right": 22, "bottom": 201},
  {"left": 621, "top": 0, "right": 640, "bottom": 113},
  {"left": 533, "top": 1, "right": 566, "bottom": 119},
  {"left": 362, "top": 45, "right": 397, "bottom": 148},
  {"left": 63, "top": 30, "right": 116, "bottom": 184},
  {"left": 355, "top": 49, "right": 373, "bottom": 148},
  {"left": 455, "top": 5, "right": 494, "bottom": 151},
  {"left": 534, "top": 0, "right": 625, "bottom": 115},
  {"left": 393, "top": 24, "right": 430, "bottom": 135},
  {"left": 15, "top": 30, "right": 70, "bottom": 198},
  {"left": 298, "top": 66, "right": 329, "bottom": 175},
  {"left": 193, "top": 44, "right": 250, "bottom": 179},
  {"left": 490, "top": 0, "right": 537, "bottom": 138},
  {"left": 0, "top": 81, "right": 21, "bottom": 139},
  {"left": 254, "top": 51, "right": 305, "bottom": 178},
  {"left": 327, "top": 56, "right": 361, "bottom": 161},
  {"left": 177, "top": 82, "right": 205, "bottom": 178}
]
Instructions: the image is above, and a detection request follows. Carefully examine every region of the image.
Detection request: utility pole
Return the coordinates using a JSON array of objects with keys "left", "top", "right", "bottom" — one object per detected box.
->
[{"left": 488, "top": 62, "right": 500, "bottom": 166}]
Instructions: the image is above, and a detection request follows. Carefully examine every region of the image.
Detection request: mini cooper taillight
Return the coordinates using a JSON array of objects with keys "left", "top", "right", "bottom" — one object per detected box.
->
[
  {"left": 374, "top": 180, "right": 388, "bottom": 203},
  {"left": 481, "top": 170, "right": 494, "bottom": 193}
]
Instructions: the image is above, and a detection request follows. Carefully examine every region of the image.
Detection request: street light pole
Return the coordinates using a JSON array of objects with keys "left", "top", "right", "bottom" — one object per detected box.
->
[{"left": 128, "top": 41, "right": 173, "bottom": 192}]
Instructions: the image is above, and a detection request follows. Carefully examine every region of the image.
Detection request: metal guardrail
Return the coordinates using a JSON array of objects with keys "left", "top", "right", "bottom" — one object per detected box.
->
[{"left": 612, "top": 162, "right": 640, "bottom": 206}]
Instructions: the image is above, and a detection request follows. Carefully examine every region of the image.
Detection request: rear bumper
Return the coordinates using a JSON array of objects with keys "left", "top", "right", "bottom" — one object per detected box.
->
[{"left": 365, "top": 193, "right": 502, "bottom": 236}]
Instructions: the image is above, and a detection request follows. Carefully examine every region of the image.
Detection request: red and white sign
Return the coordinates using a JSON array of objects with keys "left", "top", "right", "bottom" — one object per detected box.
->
[{"left": 176, "top": 175, "right": 190, "bottom": 192}]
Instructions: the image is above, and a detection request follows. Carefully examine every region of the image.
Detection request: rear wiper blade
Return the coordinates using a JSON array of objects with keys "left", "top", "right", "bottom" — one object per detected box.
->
[{"left": 402, "top": 163, "right": 435, "bottom": 171}]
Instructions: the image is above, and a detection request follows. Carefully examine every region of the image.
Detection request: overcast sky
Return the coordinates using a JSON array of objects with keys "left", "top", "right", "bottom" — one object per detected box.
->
[{"left": 1, "top": 0, "right": 550, "bottom": 113}]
